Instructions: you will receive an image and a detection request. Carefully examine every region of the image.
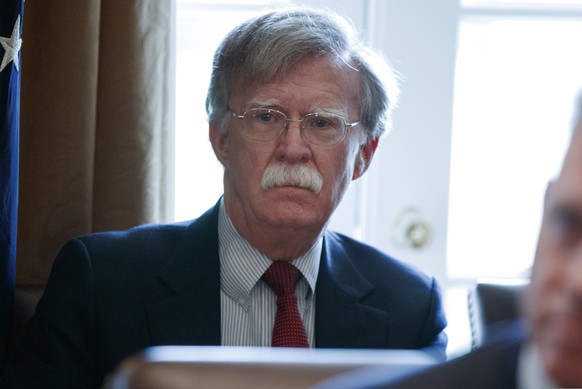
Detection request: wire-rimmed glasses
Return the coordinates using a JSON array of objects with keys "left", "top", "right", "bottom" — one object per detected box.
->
[{"left": 231, "top": 108, "right": 360, "bottom": 146}]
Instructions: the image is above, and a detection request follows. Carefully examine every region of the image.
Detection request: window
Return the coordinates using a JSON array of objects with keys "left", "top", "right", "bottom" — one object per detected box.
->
[
  {"left": 445, "top": 1, "right": 582, "bottom": 355},
  {"left": 448, "top": 17, "right": 582, "bottom": 279}
]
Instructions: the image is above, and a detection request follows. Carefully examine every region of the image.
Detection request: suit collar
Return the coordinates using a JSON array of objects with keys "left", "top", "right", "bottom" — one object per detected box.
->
[
  {"left": 315, "top": 232, "right": 388, "bottom": 348},
  {"left": 157, "top": 203, "right": 220, "bottom": 294}
]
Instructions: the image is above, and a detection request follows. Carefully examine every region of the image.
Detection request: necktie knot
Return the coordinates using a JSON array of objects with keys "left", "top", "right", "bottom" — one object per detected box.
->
[{"left": 262, "top": 261, "right": 301, "bottom": 297}]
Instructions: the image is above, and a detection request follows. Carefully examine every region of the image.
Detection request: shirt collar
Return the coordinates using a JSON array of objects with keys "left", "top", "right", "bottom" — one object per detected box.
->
[
  {"left": 218, "top": 199, "right": 321, "bottom": 305},
  {"left": 518, "top": 340, "right": 557, "bottom": 389}
]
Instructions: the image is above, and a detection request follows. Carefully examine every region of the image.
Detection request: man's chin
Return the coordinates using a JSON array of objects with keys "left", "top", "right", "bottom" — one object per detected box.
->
[
  {"left": 541, "top": 337, "right": 582, "bottom": 387},
  {"left": 546, "top": 357, "right": 582, "bottom": 388}
]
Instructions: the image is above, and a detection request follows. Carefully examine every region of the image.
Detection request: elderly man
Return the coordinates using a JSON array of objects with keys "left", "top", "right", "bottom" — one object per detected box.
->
[
  {"left": 3, "top": 7, "right": 447, "bottom": 388},
  {"left": 317, "top": 95, "right": 582, "bottom": 389}
]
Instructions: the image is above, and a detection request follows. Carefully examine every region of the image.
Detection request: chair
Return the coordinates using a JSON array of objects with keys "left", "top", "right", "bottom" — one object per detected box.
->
[
  {"left": 467, "top": 280, "right": 528, "bottom": 349},
  {"left": 11, "top": 285, "right": 44, "bottom": 343}
]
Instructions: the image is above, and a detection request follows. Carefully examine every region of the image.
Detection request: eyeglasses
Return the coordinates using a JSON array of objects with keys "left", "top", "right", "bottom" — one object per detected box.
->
[{"left": 231, "top": 108, "right": 360, "bottom": 146}]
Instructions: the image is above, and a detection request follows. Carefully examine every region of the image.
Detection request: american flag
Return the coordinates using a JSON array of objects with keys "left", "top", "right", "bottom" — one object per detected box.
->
[{"left": 0, "top": 0, "right": 24, "bottom": 365}]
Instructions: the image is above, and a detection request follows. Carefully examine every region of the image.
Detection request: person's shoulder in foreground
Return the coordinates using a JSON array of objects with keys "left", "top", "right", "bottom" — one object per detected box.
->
[
  {"left": 314, "top": 321, "right": 523, "bottom": 389},
  {"left": 315, "top": 92, "right": 582, "bottom": 389}
]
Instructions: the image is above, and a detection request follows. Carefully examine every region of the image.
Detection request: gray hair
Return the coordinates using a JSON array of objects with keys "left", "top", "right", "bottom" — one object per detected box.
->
[{"left": 205, "top": 7, "right": 400, "bottom": 142}]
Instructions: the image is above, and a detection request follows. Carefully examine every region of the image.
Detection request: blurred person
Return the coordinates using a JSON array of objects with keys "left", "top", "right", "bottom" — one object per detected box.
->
[
  {"left": 315, "top": 93, "right": 582, "bottom": 389},
  {"left": 2, "top": 7, "right": 447, "bottom": 388}
]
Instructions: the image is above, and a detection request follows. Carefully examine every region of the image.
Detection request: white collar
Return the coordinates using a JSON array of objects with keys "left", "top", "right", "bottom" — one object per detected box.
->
[
  {"left": 217, "top": 198, "right": 321, "bottom": 306},
  {"left": 518, "top": 340, "right": 557, "bottom": 389}
]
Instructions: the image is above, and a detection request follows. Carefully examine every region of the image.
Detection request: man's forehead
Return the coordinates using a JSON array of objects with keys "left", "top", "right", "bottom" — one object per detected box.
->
[
  {"left": 553, "top": 126, "right": 582, "bottom": 200},
  {"left": 564, "top": 122, "right": 582, "bottom": 169},
  {"left": 233, "top": 56, "right": 358, "bottom": 88},
  {"left": 231, "top": 67, "right": 360, "bottom": 110}
]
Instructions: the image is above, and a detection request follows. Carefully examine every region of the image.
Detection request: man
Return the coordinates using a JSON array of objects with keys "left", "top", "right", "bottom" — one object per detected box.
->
[
  {"left": 2, "top": 7, "right": 447, "bottom": 388},
  {"left": 317, "top": 95, "right": 582, "bottom": 389}
]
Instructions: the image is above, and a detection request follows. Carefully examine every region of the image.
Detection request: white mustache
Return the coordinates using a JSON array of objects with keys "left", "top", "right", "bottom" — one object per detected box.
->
[{"left": 261, "top": 162, "right": 323, "bottom": 194}]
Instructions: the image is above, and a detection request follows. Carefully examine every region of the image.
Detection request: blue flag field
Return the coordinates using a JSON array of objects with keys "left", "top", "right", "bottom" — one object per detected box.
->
[{"left": 0, "top": 0, "right": 24, "bottom": 365}]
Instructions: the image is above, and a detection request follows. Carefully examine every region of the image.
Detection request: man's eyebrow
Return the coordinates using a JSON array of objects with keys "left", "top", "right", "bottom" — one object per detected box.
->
[
  {"left": 311, "top": 106, "right": 349, "bottom": 117},
  {"left": 245, "top": 98, "right": 281, "bottom": 109},
  {"left": 244, "top": 99, "right": 350, "bottom": 117}
]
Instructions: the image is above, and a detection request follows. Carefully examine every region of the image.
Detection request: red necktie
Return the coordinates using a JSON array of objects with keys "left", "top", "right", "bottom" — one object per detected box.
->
[{"left": 262, "top": 261, "right": 309, "bottom": 348}]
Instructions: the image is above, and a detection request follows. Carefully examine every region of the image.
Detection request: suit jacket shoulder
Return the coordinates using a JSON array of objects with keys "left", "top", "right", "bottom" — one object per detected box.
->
[
  {"left": 4, "top": 203, "right": 223, "bottom": 388},
  {"left": 315, "top": 232, "right": 447, "bottom": 359}
]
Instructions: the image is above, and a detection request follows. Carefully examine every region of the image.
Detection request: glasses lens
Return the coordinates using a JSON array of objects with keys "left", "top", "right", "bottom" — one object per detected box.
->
[
  {"left": 302, "top": 113, "right": 345, "bottom": 145},
  {"left": 243, "top": 108, "right": 285, "bottom": 141}
]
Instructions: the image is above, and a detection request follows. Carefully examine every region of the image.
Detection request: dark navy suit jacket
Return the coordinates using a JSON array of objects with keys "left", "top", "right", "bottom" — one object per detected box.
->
[{"left": 3, "top": 201, "right": 447, "bottom": 388}]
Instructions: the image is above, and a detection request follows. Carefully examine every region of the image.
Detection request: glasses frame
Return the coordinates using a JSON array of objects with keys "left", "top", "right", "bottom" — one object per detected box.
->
[{"left": 231, "top": 108, "right": 360, "bottom": 146}]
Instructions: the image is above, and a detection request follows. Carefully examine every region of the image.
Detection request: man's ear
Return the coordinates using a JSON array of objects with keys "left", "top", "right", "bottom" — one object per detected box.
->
[
  {"left": 353, "top": 137, "right": 379, "bottom": 180},
  {"left": 209, "top": 123, "right": 229, "bottom": 167}
]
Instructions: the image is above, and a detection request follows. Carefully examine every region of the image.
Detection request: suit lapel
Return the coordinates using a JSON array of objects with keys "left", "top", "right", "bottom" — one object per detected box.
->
[
  {"left": 146, "top": 203, "right": 222, "bottom": 346},
  {"left": 315, "top": 233, "right": 388, "bottom": 348}
]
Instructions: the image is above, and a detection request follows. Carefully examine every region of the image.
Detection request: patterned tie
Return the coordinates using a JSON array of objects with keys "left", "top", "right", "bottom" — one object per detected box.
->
[{"left": 262, "top": 261, "right": 309, "bottom": 348}]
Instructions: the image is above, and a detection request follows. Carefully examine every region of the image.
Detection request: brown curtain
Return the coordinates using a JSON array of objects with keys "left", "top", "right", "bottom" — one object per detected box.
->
[{"left": 16, "top": 0, "right": 174, "bottom": 285}]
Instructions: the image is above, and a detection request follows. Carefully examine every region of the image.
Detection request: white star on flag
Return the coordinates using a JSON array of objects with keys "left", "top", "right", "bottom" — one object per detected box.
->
[{"left": 0, "top": 15, "right": 22, "bottom": 72}]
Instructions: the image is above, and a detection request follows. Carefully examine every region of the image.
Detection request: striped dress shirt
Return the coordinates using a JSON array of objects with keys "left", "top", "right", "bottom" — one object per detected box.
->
[{"left": 218, "top": 200, "right": 321, "bottom": 347}]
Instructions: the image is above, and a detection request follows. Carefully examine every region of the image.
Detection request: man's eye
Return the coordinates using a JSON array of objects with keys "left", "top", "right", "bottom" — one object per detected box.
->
[
  {"left": 313, "top": 118, "right": 331, "bottom": 128},
  {"left": 309, "top": 115, "right": 339, "bottom": 130},
  {"left": 258, "top": 113, "right": 273, "bottom": 122},
  {"left": 551, "top": 208, "right": 582, "bottom": 244},
  {"left": 555, "top": 209, "right": 579, "bottom": 229}
]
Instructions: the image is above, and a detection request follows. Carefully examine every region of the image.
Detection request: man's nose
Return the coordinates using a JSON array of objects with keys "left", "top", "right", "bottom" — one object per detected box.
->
[{"left": 275, "top": 120, "right": 312, "bottom": 162}]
